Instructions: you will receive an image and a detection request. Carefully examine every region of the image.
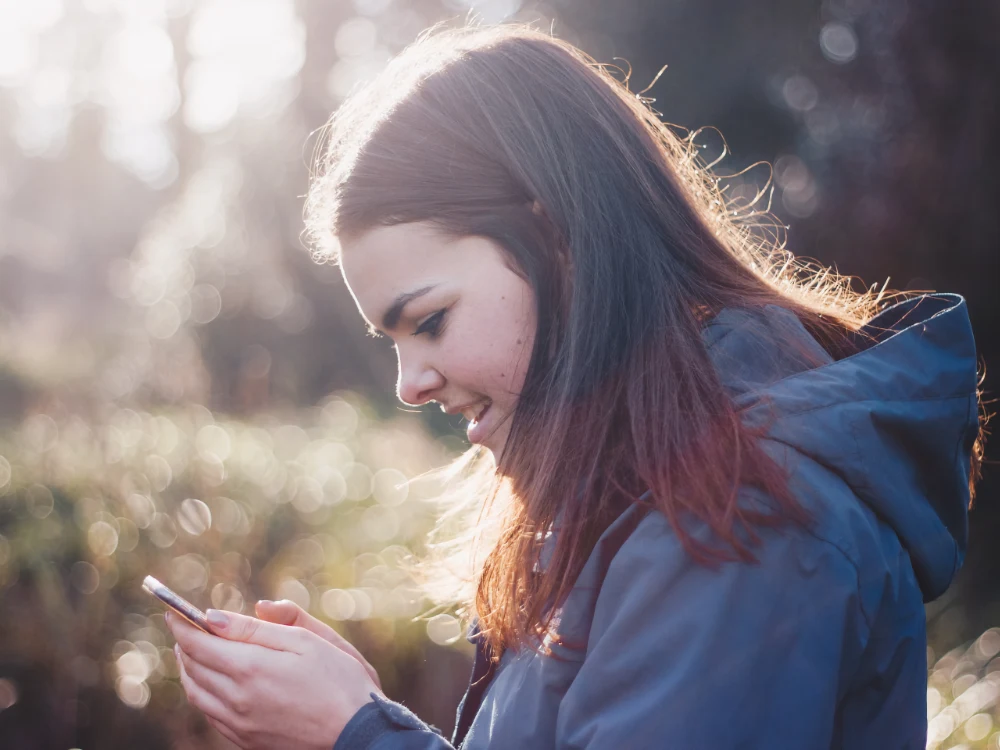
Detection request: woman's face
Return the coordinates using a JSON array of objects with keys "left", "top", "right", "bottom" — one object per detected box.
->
[{"left": 339, "top": 221, "right": 537, "bottom": 458}]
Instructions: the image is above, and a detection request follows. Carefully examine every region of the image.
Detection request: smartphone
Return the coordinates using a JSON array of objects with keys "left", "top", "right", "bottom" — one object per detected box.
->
[{"left": 143, "top": 575, "right": 213, "bottom": 633}]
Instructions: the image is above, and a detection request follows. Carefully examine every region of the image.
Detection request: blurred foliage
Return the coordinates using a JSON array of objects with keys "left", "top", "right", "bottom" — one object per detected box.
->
[{"left": 0, "top": 0, "right": 997, "bottom": 747}]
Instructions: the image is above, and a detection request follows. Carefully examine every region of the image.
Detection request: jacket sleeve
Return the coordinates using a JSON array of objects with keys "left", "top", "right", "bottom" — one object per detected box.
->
[
  {"left": 332, "top": 693, "right": 456, "bottom": 750},
  {"left": 554, "top": 508, "right": 869, "bottom": 749}
]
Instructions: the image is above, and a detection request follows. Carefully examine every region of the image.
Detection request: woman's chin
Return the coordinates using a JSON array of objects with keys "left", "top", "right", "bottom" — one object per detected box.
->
[{"left": 467, "top": 425, "right": 507, "bottom": 462}]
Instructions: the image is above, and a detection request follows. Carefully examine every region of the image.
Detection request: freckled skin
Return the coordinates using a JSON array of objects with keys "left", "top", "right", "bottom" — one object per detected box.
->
[{"left": 339, "top": 221, "right": 537, "bottom": 457}]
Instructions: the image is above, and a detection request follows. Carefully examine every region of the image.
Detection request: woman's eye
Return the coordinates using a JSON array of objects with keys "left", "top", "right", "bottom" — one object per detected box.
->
[{"left": 413, "top": 309, "right": 446, "bottom": 338}]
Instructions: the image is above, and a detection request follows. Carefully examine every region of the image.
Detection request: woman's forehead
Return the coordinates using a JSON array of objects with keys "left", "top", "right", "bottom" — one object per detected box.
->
[
  {"left": 341, "top": 223, "right": 448, "bottom": 292},
  {"left": 339, "top": 222, "right": 504, "bottom": 296}
]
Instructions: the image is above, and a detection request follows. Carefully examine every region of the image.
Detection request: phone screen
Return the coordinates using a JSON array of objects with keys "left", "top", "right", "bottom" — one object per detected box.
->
[{"left": 143, "top": 575, "right": 213, "bottom": 633}]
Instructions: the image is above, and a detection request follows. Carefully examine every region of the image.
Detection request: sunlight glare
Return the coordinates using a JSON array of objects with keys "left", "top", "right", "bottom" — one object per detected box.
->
[{"left": 184, "top": 0, "right": 305, "bottom": 130}]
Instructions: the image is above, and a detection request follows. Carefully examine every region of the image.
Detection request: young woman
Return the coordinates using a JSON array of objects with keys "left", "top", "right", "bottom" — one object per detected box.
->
[{"left": 166, "top": 24, "right": 985, "bottom": 750}]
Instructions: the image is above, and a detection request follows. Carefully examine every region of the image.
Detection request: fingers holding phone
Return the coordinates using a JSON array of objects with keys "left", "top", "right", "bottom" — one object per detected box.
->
[
  {"left": 142, "top": 575, "right": 214, "bottom": 633},
  {"left": 254, "top": 599, "right": 382, "bottom": 689}
]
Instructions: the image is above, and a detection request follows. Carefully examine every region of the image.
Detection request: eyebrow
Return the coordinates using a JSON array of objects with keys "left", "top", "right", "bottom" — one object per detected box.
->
[{"left": 379, "top": 285, "right": 437, "bottom": 332}]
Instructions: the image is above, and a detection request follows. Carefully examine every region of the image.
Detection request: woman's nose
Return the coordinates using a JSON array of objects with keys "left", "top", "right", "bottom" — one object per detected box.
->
[{"left": 396, "top": 351, "right": 445, "bottom": 406}]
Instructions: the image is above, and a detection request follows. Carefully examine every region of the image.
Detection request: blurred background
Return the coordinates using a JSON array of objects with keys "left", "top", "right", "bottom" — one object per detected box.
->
[{"left": 0, "top": 0, "right": 996, "bottom": 748}]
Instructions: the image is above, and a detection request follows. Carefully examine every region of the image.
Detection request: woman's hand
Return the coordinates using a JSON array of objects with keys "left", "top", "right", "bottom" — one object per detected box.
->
[
  {"left": 166, "top": 607, "right": 380, "bottom": 750},
  {"left": 254, "top": 599, "right": 381, "bottom": 690}
]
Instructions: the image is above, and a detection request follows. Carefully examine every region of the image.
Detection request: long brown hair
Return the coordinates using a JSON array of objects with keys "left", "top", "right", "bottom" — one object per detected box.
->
[{"left": 304, "top": 24, "right": 933, "bottom": 656}]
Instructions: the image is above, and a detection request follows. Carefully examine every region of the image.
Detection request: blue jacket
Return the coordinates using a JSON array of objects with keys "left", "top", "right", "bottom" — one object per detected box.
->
[{"left": 334, "top": 293, "right": 980, "bottom": 750}]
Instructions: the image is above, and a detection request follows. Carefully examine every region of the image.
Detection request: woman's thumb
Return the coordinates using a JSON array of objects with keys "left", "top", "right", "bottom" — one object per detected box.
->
[{"left": 255, "top": 599, "right": 301, "bottom": 626}]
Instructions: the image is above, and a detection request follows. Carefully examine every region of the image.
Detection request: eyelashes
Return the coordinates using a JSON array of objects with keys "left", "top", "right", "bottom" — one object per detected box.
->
[
  {"left": 368, "top": 307, "right": 448, "bottom": 343},
  {"left": 413, "top": 308, "right": 447, "bottom": 338}
]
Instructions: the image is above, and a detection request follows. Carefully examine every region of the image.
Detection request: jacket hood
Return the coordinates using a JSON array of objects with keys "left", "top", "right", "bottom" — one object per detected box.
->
[{"left": 703, "top": 293, "right": 980, "bottom": 601}]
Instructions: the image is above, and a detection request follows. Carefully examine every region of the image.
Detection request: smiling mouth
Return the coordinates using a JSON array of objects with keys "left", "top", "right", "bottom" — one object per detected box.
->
[
  {"left": 462, "top": 400, "right": 492, "bottom": 424},
  {"left": 465, "top": 401, "right": 494, "bottom": 446}
]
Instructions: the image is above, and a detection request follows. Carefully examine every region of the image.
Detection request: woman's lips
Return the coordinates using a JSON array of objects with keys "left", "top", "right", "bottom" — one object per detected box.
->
[{"left": 466, "top": 403, "right": 492, "bottom": 445}]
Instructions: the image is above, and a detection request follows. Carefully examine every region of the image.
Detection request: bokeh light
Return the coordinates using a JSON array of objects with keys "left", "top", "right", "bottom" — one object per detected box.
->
[
  {"left": 819, "top": 22, "right": 858, "bottom": 64},
  {"left": 426, "top": 613, "right": 462, "bottom": 645},
  {"left": 0, "top": 678, "right": 19, "bottom": 711}
]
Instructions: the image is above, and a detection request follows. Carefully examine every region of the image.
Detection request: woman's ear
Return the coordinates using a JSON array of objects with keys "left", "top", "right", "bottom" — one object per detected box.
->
[{"left": 531, "top": 199, "right": 545, "bottom": 218}]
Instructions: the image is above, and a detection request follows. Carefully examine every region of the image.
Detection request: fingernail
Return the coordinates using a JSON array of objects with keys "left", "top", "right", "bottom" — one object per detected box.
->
[
  {"left": 174, "top": 644, "right": 181, "bottom": 660},
  {"left": 206, "top": 609, "right": 229, "bottom": 630},
  {"left": 164, "top": 610, "right": 171, "bottom": 626},
  {"left": 258, "top": 599, "right": 273, "bottom": 607}
]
